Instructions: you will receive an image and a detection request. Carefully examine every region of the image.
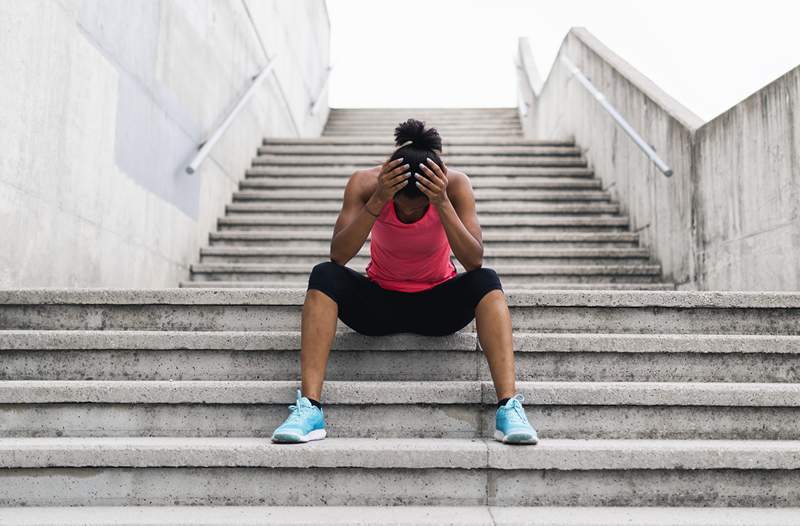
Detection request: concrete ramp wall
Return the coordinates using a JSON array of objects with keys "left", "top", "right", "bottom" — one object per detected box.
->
[
  {"left": 518, "top": 28, "right": 800, "bottom": 291},
  {"left": 0, "top": 0, "right": 330, "bottom": 287}
]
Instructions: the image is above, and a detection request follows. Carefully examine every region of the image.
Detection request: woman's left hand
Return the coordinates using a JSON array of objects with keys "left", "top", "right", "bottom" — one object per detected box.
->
[{"left": 416, "top": 158, "right": 450, "bottom": 206}]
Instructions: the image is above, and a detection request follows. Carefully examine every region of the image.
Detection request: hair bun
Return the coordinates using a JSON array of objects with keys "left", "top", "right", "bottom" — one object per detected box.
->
[{"left": 394, "top": 119, "right": 442, "bottom": 152}]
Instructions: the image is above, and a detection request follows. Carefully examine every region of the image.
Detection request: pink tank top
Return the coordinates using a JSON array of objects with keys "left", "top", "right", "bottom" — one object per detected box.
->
[{"left": 365, "top": 199, "right": 457, "bottom": 292}]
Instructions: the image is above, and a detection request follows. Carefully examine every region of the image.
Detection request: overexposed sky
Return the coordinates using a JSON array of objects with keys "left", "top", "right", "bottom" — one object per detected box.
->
[{"left": 325, "top": 0, "right": 800, "bottom": 121}]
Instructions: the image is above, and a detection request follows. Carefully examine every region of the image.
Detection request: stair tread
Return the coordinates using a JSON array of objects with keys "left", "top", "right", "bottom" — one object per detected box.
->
[
  {"left": 2, "top": 379, "right": 799, "bottom": 406},
  {"left": 4, "top": 330, "right": 796, "bottom": 352},
  {"left": 2, "top": 505, "right": 798, "bottom": 526},
  {"left": 5, "top": 289, "right": 797, "bottom": 307},
  {"left": 3, "top": 436, "right": 800, "bottom": 470}
]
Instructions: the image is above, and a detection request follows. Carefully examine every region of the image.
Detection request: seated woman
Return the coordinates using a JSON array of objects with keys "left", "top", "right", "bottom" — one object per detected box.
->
[{"left": 271, "top": 119, "right": 538, "bottom": 445}]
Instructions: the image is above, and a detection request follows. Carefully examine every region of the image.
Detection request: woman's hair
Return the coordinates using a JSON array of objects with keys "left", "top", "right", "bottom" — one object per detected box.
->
[{"left": 389, "top": 119, "right": 444, "bottom": 199}]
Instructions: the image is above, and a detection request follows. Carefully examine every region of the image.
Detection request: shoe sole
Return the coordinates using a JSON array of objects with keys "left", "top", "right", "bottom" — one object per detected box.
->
[
  {"left": 494, "top": 429, "right": 538, "bottom": 445},
  {"left": 271, "top": 428, "right": 327, "bottom": 443}
]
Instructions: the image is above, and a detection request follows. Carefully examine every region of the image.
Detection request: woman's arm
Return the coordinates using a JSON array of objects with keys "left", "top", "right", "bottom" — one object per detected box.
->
[
  {"left": 330, "top": 159, "right": 410, "bottom": 265},
  {"left": 416, "top": 161, "right": 484, "bottom": 271}
]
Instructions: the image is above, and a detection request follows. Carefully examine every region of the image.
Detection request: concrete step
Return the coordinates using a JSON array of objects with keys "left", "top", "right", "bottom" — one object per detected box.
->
[
  {"left": 258, "top": 144, "right": 579, "bottom": 156},
  {"left": 208, "top": 230, "right": 641, "bottom": 248},
  {"left": 3, "top": 505, "right": 799, "bottom": 526},
  {"left": 252, "top": 154, "right": 583, "bottom": 168},
  {"left": 189, "top": 263, "right": 662, "bottom": 284},
  {"left": 217, "top": 214, "right": 628, "bottom": 226},
  {"left": 240, "top": 177, "right": 601, "bottom": 191},
  {"left": 216, "top": 216, "right": 629, "bottom": 232},
  {"left": 263, "top": 137, "right": 573, "bottom": 146},
  {"left": 328, "top": 107, "right": 519, "bottom": 116},
  {"left": 2, "top": 380, "right": 800, "bottom": 439},
  {"left": 2, "top": 331, "right": 794, "bottom": 383},
  {"left": 323, "top": 125, "right": 522, "bottom": 133},
  {"left": 181, "top": 280, "right": 676, "bottom": 290},
  {"left": 11, "top": 290, "right": 800, "bottom": 333},
  {"left": 244, "top": 166, "right": 596, "bottom": 178},
  {"left": 198, "top": 247, "right": 651, "bottom": 265},
  {"left": 224, "top": 202, "right": 622, "bottom": 215},
  {"left": 328, "top": 114, "right": 522, "bottom": 122},
  {"left": 323, "top": 130, "right": 523, "bottom": 137},
  {"left": 232, "top": 189, "right": 613, "bottom": 202},
  {"left": 1, "top": 437, "right": 800, "bottom": 506}
]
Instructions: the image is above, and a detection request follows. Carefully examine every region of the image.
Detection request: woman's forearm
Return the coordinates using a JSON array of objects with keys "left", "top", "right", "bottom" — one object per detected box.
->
[
  {"left": 329, "top": 194, "right": 385, "bottom": 265},
  {"left": 435, "top": 200, "right": 483, "bottom": 270}
]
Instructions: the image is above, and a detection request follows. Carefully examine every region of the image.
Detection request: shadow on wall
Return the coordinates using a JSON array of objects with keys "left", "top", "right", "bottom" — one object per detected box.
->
[{"left": 0, "top": 0, "right": 331, "bottom": 288}]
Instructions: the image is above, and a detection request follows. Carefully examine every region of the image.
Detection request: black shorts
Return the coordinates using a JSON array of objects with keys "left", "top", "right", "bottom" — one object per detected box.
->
[{"left": 306, "top": 261, "right": 504, "bottom": 336}]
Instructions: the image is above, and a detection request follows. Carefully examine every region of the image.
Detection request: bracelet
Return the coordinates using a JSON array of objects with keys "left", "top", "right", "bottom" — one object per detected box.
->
[{"left": 365, "top": 205, "right": 380, "bottom": 217}]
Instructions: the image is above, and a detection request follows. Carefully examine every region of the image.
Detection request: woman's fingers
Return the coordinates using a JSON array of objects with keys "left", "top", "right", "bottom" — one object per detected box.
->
[
  {"left": 419, "top": 162, "right": 441, "bottom": 184},
  {"left": 417, "top": 165, "right": 442, "bottom": 190},
  {"left": 388, "top": 163, "right": 410, "bottom": 178},
  {"left": 424, "top": 158, "right": 447, "bottom": 182},
  {"left": 383, "top": 157, "right": 404, "bottom": 171}
]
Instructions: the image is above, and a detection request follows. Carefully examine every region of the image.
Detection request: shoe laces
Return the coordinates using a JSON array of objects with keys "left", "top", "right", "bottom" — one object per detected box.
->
[
  {"left": 503, "top": 393, "right": 530, "bottom": 425},
  {"left": 284, "top": 388, "right": 317, "bottom": 424}
]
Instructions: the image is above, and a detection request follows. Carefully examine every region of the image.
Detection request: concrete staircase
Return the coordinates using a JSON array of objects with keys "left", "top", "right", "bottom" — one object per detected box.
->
[
  {"left": 184, "top": 108, "right": 672, "bottom": 290},
  {"left": 2, "top": 109, "right": 800, "bottom": 523}
]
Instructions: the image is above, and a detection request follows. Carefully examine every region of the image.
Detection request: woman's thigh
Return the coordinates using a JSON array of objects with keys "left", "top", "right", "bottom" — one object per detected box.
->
[
  {"left": 404, "top": 267, "right": 504, "bottom": 336},
  {"left": 306, "top": 261, "right": 410, "bottom": 336}
]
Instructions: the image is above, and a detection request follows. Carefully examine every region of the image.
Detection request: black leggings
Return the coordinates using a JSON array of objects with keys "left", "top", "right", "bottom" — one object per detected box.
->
[{"left": 306, "top": 261, "right": 504, "bottom": 336}]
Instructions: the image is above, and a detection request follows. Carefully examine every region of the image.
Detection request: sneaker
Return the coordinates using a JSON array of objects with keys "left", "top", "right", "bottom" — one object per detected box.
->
[
  {"left": 271, "top": 388, "right": 327, "bottom": 443},
  {"left": 494, "top": 393, "right": 538, "bottom": 444}
]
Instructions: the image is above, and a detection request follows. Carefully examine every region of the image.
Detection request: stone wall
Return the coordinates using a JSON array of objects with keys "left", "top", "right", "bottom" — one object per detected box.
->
[
  {"left": 518, "top": 28, "right": 800, "bottom": 291},
  {"left": 0, "top": 0, "right": 330, "bottom": 287}
]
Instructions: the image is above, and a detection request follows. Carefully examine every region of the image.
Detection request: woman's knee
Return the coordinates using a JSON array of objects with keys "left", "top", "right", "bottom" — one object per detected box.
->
[
  {"left": 467, "top": 266, "right": 503, "bottom": 289},
  {"left": 308, "top": 260, "right": 348, "bottom": 296}
]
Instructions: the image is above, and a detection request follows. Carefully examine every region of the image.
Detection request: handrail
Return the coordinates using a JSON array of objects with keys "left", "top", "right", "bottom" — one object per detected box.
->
[
  {"left": 559, "top": 56, "right": 673, "bottom": 177},
  {"left": 310, "top": 66, "right": 333, "bottom": 116},
  {"left": 185, "top": 57, "right": 278, "bottom": 174}
]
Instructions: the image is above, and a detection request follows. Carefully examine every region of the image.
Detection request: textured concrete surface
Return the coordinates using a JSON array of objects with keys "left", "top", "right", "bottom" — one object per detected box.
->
[
  {"left": 2, "top": 437, "right": 800, "bottom": 470},
  {"left": 5, "top": 330, "right": 800, "bottom": 384},
  {"left": 2, "top": 439, "right": 800, "bottom": 506},
  {"left": 519, "top": 28, "right": 800, "bottom": 291},
  {"left": 0, "top": 1, "right": 329, "bottom": 288},
  {"left": 2, "top": 380, "right": 800, "bottom": 439},
  {"left": 3, "top": 289, "right": 799, "bottom": 333},
  {"left": 692, "top": 66, "right": 800, "bottom": 290},
  {"left": 3, "top": 506, "right": 800, "bottom": 525},
  {"left": 1, "top": 380, "right": 799, "bottom": 407},
  {"left": 518, "top": 28, "right": 701, "bottom": 288},
  {"left": 3, "top": 288, "right": 800, "bottom": 307}
]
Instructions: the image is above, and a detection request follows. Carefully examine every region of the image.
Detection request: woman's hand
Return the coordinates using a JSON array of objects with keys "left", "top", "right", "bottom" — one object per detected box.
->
[
  {"left": 373, "top": 157, "right": 411, "bottom": 204},
  {"left": 416, "top": 158, "right": 450, "bottom": 206}
]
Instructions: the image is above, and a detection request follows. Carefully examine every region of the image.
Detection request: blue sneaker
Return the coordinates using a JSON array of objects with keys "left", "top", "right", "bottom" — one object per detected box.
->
[
  {"left": 271, "top": 388, "right": 326, "bottom": 443},
  {"left": 494, "top": 393, "right": 538, "bottom": 444}
]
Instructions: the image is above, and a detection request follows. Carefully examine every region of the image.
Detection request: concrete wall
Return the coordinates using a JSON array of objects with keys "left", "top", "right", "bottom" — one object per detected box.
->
[
  {"left": 693, "top": 67, "right": 800, "bottom": 290},
  {"left": 0, "top": 0, "right": 330, "bottom": 288},
  {"left": 519, "top": 28, "right": 800, "bottom": 291}
]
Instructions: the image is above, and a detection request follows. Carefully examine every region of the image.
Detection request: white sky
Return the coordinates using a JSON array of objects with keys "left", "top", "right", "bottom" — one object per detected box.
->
[{"left": 325, "top": 0, "right": 800, "bottom": 121}]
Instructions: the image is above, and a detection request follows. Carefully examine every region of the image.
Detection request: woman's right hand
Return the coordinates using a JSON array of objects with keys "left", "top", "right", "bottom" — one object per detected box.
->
[{"left": 372, "top": 158, "right": 411, "bottom": 204}]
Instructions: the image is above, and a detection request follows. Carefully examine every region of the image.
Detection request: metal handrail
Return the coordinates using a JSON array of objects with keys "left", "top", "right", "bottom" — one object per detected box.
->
[
  {"left": 186, "top": 57, "right": 278, "bottom": 174},
  {"left": 560, "top": 56, "right": 673, "bottom": 177},
  {"left": 310, "top": 66, "right": 333, "bottom": 116}
]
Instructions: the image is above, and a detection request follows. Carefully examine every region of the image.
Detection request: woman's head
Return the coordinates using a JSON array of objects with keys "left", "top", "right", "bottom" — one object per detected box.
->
[{"left": 389, "top": 119, "right": 444, "bottom": 200}]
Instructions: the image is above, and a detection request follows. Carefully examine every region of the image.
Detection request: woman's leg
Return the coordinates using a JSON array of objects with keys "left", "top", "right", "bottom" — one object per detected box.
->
[
  {"left": 300, "top": 289, "right": 338, "bottom": 402},
  {"left": 302, "top": 261, "right": 405, "bottom": 401},
  {"left": 408, "top": 268, "right": 516, "bottom": 400},
  {"left": 475, "top": 289, "right": 516, "bottom": 401}
]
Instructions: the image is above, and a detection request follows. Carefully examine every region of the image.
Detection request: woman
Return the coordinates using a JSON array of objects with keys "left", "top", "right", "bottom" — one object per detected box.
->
[{"left": 271, "top": 119, "right": 538, "bottom": 445}]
